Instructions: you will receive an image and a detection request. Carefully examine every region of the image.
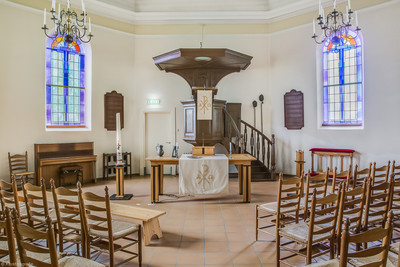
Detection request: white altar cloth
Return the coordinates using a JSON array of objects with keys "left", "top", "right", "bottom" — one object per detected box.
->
[{"left": 179, "top": 154, "right": 229, "bottom": 195}]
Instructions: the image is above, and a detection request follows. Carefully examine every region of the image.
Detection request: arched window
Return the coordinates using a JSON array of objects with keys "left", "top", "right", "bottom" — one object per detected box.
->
[
  {"left": 322, "top": 30, "right": 363, "bottom": 126},
  {"left": 45, "top": 36, "right": 87, "bottom": 128}
]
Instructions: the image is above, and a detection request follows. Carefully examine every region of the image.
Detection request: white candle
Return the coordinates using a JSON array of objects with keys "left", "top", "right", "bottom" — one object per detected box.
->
[
  {"left": 89, "top": 17, "right": 91, "bottom": 33},
  {"left": 313, "top": 19, "right": 316, "bottom": 35},
  {"left": 58, "top": 3, "right": 61, "bottom": 20},
  {"left": 43, "top": 8, "right": 46, "bottom": 26},
  {"left": 84, "top": 14, "right": 86, "bottom": 26},
  {"left": 318, "top": 0, "right": 322, "bottom": 16},
  {"left": 116, "top": 113, "right": 123, "bottom": 165},
  {"left": 321, "top": 8, "right": 325, "bottom": 20},
  {"left": 67, "top": 0, "right": 70, "bottom": 9},
  {"left": 52, "top": 0, "right": 55, "bottom": 11},
  {"left": 333, "top": 0, "right": 337, "bottom": 10},
  {"left": 355, "top": 11, "right": 358, "bottom": 27},
  {"left": 346, "top": 6, "right": 349, "bottom": 22},
  {"left": 229, "top": 142, "right": 232, "bottom": 154},
  {"left": 348, "top": 0, "right": 351, "bottom": 10},
  {"left": 81, "top": 0, "right": 86, "bottom": 13}
]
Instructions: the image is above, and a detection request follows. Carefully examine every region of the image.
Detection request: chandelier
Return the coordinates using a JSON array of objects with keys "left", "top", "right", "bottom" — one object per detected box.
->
[
  {"left": 42, "top": 0, "right": 93, "bottom": 44},
  {"left": 312, "top": 0, "right": 360, "bottom": 45}
]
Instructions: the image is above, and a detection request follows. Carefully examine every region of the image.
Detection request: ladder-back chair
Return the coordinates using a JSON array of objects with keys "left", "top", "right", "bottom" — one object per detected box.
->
[
  {"left": 8, "top": 151, "right": 36, "bottom": 185},
  {"left": 0, "top": 177, "right": 27, "bottom": 221},
  {"left": 371, "top": 161, "right": 391, "bottom": 185},
  {"left": 352, "top": 163, "right": 371, "bottom": 189},
  {"left": 303, "top": 169, "right": 329, "bottom": 219}
]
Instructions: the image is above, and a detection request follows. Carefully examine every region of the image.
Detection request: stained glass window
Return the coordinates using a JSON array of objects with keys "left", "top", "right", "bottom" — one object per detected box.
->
[
  {"left": 46, "top": 36, "right": 85, "bottom": 128},
  {"left": 322, "top": 30, "right": 363, "bottom": 126}
]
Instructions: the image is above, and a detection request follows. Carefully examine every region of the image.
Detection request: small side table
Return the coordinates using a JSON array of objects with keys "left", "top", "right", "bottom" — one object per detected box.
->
[{"left": 110, "top": 164, "right": 133, "bottom": 200}]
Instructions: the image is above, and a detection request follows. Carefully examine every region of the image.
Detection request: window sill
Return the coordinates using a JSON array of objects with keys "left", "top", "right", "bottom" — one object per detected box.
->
[
  {"left": 45, "top": 126, "right": 91, "bottom": 132},
  {"left": 319, "top": 123, "right": 364, "bottom": 130}
]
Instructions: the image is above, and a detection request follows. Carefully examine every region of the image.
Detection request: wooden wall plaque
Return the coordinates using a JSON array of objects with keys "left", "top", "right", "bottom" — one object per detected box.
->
[
  {"left": 284, "top": 89, "right": 304, "bottom": 130},
  {"left": 104, "top": 91, "right": 124, "bottom": 131}
]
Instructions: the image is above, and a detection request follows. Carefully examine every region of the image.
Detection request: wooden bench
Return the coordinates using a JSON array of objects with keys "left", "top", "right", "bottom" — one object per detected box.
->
[
  {"left": 18, "top": 191, "right": 166, "bottom": 246},
  {"left": 310, "top": 148, "right": 355, "bottom": 176}
]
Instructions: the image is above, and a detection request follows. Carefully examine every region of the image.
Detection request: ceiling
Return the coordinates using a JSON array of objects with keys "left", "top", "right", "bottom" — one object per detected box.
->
[{"left": 84, "top": 0, "right": 349, "bottom": 24}]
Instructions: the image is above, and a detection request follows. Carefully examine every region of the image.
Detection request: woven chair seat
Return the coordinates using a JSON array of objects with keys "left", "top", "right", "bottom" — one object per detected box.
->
[
  {"left": 58, "top": 256, "right": 105, "bottom": 267},
  {"left": 278, "top": 221, "right": 331, "bottom": 244},
  {"left": 348, "top": 251, "right": 397, "bottom": 267},
  {"left": 31, "top": 209, "right": 58, "bottom": 223},
  {"left": 258, "top": 201, "right": 300, "bottom": 215},
  {"left": 13, "top": 171, "right": 35, "bottom": 176},
  {"left": 89, "top": 220, "right": 139, "bottom": 240},
  {"left": 5, "top": 202, "right": 28, "bottom": 219},
  {"left": 390, "top": 242, "right": 400, "bottom": 254},
  {"left": 305, "top": 259, "right": 339, "bottom": 266},
  {"left": 0, "top": 250, "right": 62, "bottom": 265}
]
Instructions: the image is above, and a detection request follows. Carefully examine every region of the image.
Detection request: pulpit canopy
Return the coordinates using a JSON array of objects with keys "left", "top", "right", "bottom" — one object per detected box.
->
[{"left": 153, "top": 48, "right": 252, "bottom": 88}]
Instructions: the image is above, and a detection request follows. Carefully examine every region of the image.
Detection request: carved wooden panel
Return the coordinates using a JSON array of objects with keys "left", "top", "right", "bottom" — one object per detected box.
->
[
  {"left": 104, "top": 91, "right": 124, "bottom": 131},
  {"left": 284, "top": 89, "right": 304, "bottom": 130}
]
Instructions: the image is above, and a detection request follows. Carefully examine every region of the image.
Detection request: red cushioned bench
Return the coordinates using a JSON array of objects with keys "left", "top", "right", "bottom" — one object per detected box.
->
[{"left": 310, "top": 148, "right": 355, "bottom": 177}]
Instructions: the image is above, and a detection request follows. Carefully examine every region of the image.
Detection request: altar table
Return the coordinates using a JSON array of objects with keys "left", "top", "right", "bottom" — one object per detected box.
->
[{"left": 145, "top": 154, "right": 256, "bottom": 203}]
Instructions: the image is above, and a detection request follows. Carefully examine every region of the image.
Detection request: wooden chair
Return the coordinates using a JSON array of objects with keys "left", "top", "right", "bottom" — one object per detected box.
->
[
  {"left": 22, "top": 177, "right": 57, "bottom": 230},
  {"left": 305, "top": 212, "right": 393, "bottom": 267},
  {"left": 303, "top": 169, "right": 329, "bottom": 219},
  {"left": 11, "top": 210, "right": 104, "bottom": 267},
  {"left": 256, "top": 172, "right": 303, "bottom": 240},
  {"left": 336, "top": 179, "right": 367, "bottom": 253},
  {"left": 51, "top": 179, "right": 85, "bottom": 256},
  {"left": 0, "top": 176, "right": 27, "bottom": 221},
  {"left": 372, "top": 161, "right": 391, "bottom": 185},
  {"left": 331, "top": 165, "right": 352, "bottom": 193},
  {"left": 277, "top": 187, "right": 342, "bottom": 266},
  {"left": 363, "top": 177, "right": 393, "bottom": 231},
  {"left": 391, "top": 160, "right": 400, "bottom": 181},
  {"left": 8, "top": 151, "right": 36, "bottom": 185},
  {"left": 353, "top": 163, "right": 371, "bottom": 189},
  {"left": 78, "top": 184, "right": 142, "bottom": 266},
  {"left": 0, "top": 207, "right": 17, "bottom": 266}
]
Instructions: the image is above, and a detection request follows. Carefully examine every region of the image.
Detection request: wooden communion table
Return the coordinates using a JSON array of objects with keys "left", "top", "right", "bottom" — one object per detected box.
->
[{"left": 145, "top": 154, "right": 256, "bottom": 203}]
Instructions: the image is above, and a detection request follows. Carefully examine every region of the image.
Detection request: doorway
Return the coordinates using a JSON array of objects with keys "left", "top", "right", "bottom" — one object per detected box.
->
[{"left": 144, "top": 111, "right": 174, "bottom": 175}]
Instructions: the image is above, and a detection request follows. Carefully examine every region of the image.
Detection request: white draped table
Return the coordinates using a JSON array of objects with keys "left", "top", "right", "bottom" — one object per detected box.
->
[{"left": 179, "top": 154, "right": 229, "bottom": 195}]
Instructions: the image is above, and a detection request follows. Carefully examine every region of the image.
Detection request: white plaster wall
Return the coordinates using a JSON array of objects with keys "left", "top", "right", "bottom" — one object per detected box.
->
[{"left": 269, "top": 2, "right": 400, "bottom": 174}]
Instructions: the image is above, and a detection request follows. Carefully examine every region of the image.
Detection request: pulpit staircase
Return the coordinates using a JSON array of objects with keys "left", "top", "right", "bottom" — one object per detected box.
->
[{"left": 223, "top": 110, "right": 276, "bottom": 181}]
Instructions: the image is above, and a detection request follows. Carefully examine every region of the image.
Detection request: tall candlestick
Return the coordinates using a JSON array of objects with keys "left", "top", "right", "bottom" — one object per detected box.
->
[
  {"left": 43, "top": 8, "right": 46, "bottom": 26},
  {"left": 348, "top": 0, "right": 351, "bottom": 10},
  {"left": 51, "top": 0, "right": 55, "bottom": 11},
  {"left": 116, "top": 113, "right": 123, "bottom": 165},
  {"left": 313, "top": 19, "right": 316, "bottom": 35}
]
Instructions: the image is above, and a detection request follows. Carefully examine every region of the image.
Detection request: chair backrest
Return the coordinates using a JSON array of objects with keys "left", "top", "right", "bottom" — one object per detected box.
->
[
  {"left": 339, "top": 212, "right": 393, "bottom": 267},
  {"left": 50, "top": 179, "right": 81, "bottom": 251},
  {"left": 353, "top": 163, "right": 371, "bottom": 189},
  {"left": 308, "top": 187, "right": 341, "bottom": 253},
  {"left": 372, "top": 161, "right": 391, "bottom": 185},
  {"left": 78, "top": 184, "right": 113, "bottom": 244},
  {"left": 389, "top": 174, "right": 400, "bottom": 218},
  {"left": 0, "top": 207, "right": 17, "bottom": 265},
  {"left": 363, "top": 177, "right": 393, "bottom": 229},
  {"left": 275, "top": 172, "right": 303, "bottom": 227},
  {"left": 337, "top": 179, "right": 367, "bottom": 249},
  {"left": 0, "top": 177, "right": 22, "bottom": 220},
  {"left": 391, "top": 160, "right": 400, "bottom": 181},
  {"left": 12, "top": 211, "right": 58, "bottom": 267},
  {"left": 22, "top": 177, "right": 50, "bottom": 226},
  {"left": 331, "top": 165, "right": 352, "bottom": 193},
  {"left": 8, "top": 151, "right": 29, "bottom": 178},
  {"left": 303, "top": 169, "right": 329, "bottom": 218}
]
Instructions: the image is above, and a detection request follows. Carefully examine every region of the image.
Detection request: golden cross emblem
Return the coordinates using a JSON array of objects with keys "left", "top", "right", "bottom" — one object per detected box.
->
[
  {"left": 196, "top": 164, "right": 214, "bottom": 190},
  {"left": 199, "top": 95, "right": 212, "bottom": 115}
]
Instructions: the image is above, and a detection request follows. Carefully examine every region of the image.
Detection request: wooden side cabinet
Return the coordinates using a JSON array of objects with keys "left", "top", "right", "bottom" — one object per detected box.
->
[{"left": 103, "top": 152, "right": 132, "bottom": 179}]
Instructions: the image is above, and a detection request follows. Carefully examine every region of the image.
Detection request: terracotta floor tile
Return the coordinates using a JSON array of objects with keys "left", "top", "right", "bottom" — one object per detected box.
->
[
  {"left": 179, "top": 241, "right": 205, "bottom": 252},
  {"left": 204, "top": 231, "right": 227, "bottom": 242},
  {"left": 231, "top": 250, "right": 261, "bottom": 265},
  {"left": 205, "top": 241, "right": 230, "bottom": 252},
  {"left": 205, "top": 252, "right": 233, "bottom": 265},
  {"left": 228, "top": 242, "right": 254, "bottom": 252},
  {"left": 226, "top": 232, "right": 251, "bottom": 242},
  {"left": 177, "top": 251, "right": 205, "bottom": 265},
  {"left": 148, "top": 250, "right": 178, "bottom": 265}
]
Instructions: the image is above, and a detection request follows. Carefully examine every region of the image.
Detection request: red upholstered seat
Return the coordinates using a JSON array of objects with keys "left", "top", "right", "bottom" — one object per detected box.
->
[{"left": 309, "top": 148, "right": 355, "bottom": 153}]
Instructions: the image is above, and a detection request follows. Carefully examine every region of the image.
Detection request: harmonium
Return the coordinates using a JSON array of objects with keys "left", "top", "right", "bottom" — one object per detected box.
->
[{"left": 34, "top": 142, "right": 97, "bottom": 187}]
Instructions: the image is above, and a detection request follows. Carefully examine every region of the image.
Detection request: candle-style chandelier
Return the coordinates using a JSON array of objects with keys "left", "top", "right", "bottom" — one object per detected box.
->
[
  {"left": 312, "top": 0, "right": 360, "bottom": 45},
  {"left": 41, "top": 0, "right": 93, "bottom": 44}
]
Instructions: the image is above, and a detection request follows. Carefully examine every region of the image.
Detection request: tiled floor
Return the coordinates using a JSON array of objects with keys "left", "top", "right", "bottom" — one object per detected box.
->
[{"left": 77, "top": 175, "right": 306, "bottom": 267}]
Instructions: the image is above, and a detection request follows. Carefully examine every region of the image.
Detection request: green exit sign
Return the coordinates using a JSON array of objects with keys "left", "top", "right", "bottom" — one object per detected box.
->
[{"left": 147, "top": 99, "right": 160, "bottom": 105}]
